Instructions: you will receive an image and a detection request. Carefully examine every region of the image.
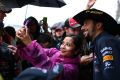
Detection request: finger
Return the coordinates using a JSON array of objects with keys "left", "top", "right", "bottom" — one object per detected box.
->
[
  {"left": 8, "top": 45, "right": 17, "bottom": 50},
  {"left": 16, "top": 30, "right": 25, "bottom": 40},
  {"left": 16, "top": 27, "right": 24, "bottom": 35},
  {"left": 19, "top": 27, "right": 27, "bottom": 36}
]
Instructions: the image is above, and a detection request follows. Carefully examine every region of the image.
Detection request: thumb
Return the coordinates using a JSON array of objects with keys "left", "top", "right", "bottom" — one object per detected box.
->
[{"left": 24, "top": 26, "right": 29, "bottom": 36}]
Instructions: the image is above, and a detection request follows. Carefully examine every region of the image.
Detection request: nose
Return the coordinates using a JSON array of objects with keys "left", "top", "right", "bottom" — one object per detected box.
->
[
  {"left": 60, "top": 43, "right": 65, "bottom": 49},
  {"left": 4, "top": 13, "right": 7, "bottom": 17},
  {"left": 81, "top": 25, "right": 85, "bottom": 31}
]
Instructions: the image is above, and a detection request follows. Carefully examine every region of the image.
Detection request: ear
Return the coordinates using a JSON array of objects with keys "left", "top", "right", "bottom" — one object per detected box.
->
[{"left": 96, "top": 22, "right": 103, "bottom": 29}]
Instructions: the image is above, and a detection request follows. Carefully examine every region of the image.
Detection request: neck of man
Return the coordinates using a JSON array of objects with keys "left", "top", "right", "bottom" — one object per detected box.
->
[
  {"left": 92, "top": 29, "right": 103, "bottom": 41},
  {"left": 0, "top": 36, "right": 3, "bottom": 45}
]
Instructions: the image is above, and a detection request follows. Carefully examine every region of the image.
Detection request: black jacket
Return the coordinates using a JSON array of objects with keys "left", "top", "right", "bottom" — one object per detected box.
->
[{"left": 0, "top": 42, "right": 15, "bottom": 80}]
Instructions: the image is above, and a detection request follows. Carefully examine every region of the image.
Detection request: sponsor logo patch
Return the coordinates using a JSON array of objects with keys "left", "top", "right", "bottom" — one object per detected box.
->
[{"left": 103, "top": 55, "right": 113, "bottom": 62}]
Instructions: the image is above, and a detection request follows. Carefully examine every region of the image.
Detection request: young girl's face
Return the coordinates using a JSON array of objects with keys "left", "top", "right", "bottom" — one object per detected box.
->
[{"left": 60, "top": 36, "right": 76, "bottom": 57}]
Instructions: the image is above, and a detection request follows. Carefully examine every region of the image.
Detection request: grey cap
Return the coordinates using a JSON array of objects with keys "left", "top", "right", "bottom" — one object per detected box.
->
[
  {"left": 0, "top": 2, "right": 12, "bottom": 13},
  {"left": 51, "top": 22, "right": 64, "bottom": 30}
]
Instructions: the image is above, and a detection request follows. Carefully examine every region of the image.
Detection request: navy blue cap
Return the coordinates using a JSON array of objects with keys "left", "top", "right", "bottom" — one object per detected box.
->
[
  {"left": 47, "top": 63, "right": 64, "bottom": 80},
  {"left": 0, "top": 2, "right": 12, "bottom": 13},
  {"left": 14, "top": 67, "right": 47, "bottom": 80},
  {"left": 15, "top": 63, "right": 64, "bottom": 80}
]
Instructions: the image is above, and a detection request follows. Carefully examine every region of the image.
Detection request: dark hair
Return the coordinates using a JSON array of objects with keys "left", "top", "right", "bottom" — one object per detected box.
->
[
  {"left": 66, "top": 34, "right": 83, "bottom": 56},
  {"left": 23, "top": 16, "right": 40, "bottom": 34},
  {"left": 0, "top": 22, "right": 4, "bottom": 36},
  {"left": 23, "top": 16, "right": 41, "bottom": 40},
  {"left": 4, "top": 26, "right": 16, "bottom": 39}
]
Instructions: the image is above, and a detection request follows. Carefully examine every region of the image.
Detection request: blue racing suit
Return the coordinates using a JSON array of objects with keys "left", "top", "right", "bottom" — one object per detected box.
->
[{"left": 92, "top": 32, "right": 120, "bottom": 80}]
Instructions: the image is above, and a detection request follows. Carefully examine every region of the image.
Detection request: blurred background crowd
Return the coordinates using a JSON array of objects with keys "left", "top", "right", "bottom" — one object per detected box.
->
[{"left": 0, "top": 0, "right": 120, "bottom": 80}]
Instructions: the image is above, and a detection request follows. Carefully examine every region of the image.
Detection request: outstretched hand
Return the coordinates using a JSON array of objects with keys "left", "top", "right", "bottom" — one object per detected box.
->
[
  {"left": 86, "top": 0, "right": 96, "bottom": 9},
  {"left": 16, "top": 26, "right": 32, "bottom": 45}
]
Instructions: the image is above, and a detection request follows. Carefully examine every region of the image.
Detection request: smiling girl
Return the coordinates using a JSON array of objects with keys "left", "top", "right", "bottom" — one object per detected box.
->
[{"left": 13, "top": 27, "right": 83, "bottom": 80}]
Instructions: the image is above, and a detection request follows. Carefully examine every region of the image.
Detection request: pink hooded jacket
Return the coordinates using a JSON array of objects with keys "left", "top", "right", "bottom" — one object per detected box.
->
[{"left": 17, "top": 40, "right": 80, "bottom": 80}]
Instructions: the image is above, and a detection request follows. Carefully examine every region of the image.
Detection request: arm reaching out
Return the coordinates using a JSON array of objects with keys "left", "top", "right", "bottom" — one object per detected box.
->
[{"left": 86, "top": 0, "right": 96, "bottom": 9}]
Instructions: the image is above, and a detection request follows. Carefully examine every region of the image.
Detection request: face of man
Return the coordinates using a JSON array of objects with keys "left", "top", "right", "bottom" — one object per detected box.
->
[
  {"left": 65, "top": 27, "right": 81, "bottom": 36},
  {"left": 0, "top": 11, "right": 6, "bottom": 22},
  {"left": 51, "top": 29, "right": 56, "bottom": 36},
  {"left": 68, "top": 27, "right": 80, "bottom": 35},
  {"left": 81, "top": 19, "right": 97, "bottom": 40},
  {"left": 55, "top": 28, "right": 64, "bottom": 38}
]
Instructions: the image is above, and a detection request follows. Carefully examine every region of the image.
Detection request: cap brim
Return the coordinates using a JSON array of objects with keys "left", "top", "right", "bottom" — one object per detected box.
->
[
  {"left": 47, "top": 63, "right": 64, "bottom": 80},
  {"left": 73, "top": 9, "right": 106, "bottom": 25},
  {"left": 15, "top": 67, "right": 47, "bottom": 80},
  {"left": 0, "top": 7, "right": 12, "bottom": 13},
  {"left": 4, "top": 10, "right": 12, "bottom": 13},
  {"left": 3, "top": 8, "right": 12, "bottom": 13},
  {"left": 73, "top": 10, "right": 87, "bottom": 26},
  {"left": 71, "top": 24, "right": 81, "bottom": 28}
]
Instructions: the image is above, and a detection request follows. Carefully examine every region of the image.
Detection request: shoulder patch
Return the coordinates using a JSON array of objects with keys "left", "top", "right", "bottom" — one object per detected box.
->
[{"left": 100, "top": 47, "right": 112, "bottom": 53}]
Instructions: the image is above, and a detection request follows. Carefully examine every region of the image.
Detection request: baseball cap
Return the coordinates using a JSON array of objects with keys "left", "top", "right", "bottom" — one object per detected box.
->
[
  {"left": 14, "top": 63, "right": 64, "bottom": 80},
  {"left": 64, "top": 18, "right": 81, "bottom": 28},
  {"left": 0, "top": 2, "right": 12, "bottom": 13},
  {"left": 14, "top": 67, "right": 47, "bottom": 80},
  {"left": 51, "top": 22, "right": 64, "bottom": 30}
]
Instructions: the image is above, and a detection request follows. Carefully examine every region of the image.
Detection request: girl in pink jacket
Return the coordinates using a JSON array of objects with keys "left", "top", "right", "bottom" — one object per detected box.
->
[{"left": 15, "top": 27, "right": 83, "bottom": 80}]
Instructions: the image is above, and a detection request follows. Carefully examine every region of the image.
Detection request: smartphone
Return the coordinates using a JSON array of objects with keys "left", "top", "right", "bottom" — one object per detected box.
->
[{"left": 43, "top": 17, "right": 47, "bottom": 24}]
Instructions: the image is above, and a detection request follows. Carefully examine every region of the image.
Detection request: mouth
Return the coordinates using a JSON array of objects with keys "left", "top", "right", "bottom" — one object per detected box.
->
[
  {"left": 0, "top": 18, "right": 4, "bottom": 21},
  {"left": 83, "top": 31, "right": 88, "bottom": 37},
  {"left": 61, "top": 49, "right": 65, "bottom": 52},
  {"left": 60, "top": 49, "right": 66, "bottom": 53}
]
